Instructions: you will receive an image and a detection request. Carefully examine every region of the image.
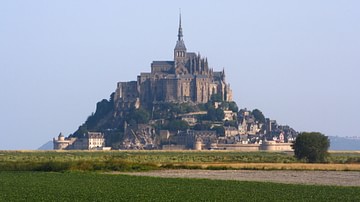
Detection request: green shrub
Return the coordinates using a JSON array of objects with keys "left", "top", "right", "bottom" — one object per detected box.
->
[{"left": 292, "top": 132, "right": 330, "bottom": 163}]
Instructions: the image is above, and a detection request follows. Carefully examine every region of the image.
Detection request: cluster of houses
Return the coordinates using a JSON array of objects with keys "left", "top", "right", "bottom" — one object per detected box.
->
[{"left": 54, "top": 108, "right": 296, "bottom": 151}]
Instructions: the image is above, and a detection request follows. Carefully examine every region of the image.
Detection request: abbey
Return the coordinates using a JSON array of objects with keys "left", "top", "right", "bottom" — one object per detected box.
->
[
  {"left": 53, "top": 15, "right": 299, "bottom": 151},
  {"left": 114, "top": 15, "right": 233, "bottom": 110}
]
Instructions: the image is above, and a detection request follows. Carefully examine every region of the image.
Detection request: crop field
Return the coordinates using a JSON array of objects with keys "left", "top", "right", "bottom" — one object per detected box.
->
[
  {"left": 1, "top": 150, "right": 360, "bottom": 172},
  {"left": 0, "top": 171, "right": 359, "bottom": 201},
  {"left": 0, "top": 150, "right": 299, "bottom": 163}
]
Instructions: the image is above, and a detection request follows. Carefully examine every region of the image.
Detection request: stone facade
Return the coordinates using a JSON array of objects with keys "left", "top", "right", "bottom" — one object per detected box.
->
[
  {"left": 260, "top": 141, "right": 293, "bottom": 151},
  {"left": 87, "top": 132, "right": 106, "bottom": 150},
  {"left": 114, "top": 15, "right": 232, "bottom": 111},
  {"left": 53, "top": 132, "right": 106, "bottom": 150},
  {"left": 53, "top": 133, "right": 76, "bottom": 150}
]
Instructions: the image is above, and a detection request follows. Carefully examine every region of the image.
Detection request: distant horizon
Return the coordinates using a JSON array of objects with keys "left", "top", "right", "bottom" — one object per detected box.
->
[{"left": 1, "top": 1, "right": 359, "bottom": 149}]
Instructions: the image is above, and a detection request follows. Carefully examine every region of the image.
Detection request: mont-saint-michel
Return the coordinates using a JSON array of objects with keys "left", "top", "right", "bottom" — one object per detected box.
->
[{"left": 53, "top": 15, "right": 297, "bottom": 151}]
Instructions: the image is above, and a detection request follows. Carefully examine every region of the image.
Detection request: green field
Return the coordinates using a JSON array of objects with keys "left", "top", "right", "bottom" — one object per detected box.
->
[
  {"left": 1, "top": 151, "right": 359, "bottom": 201},
  {"left": 0, "top": 150, "right": 298, "bottom": 163},
  {"left": 0, "top": 171, "right": 359, "bottom": 201},
  {"left": 1, "top": 150, "right": 360, "bottom": 172}
]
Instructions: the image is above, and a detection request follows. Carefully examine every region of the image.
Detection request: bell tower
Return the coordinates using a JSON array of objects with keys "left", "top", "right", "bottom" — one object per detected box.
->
[{"left": 174, "top": 12, "right": 187, "bottom": 74}]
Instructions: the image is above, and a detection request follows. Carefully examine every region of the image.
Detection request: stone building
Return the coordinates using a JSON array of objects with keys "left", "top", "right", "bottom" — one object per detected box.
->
[
  {"left": 114, "top": 14, "right": 233, "bottom": 111},
  {"left": 53, "top": 132, "right": 106, "bottom": 150},
  {"left": 53, "top": 133, "right": 76, "bottom": 150},
  {"left": 86, "top": 132, "right": 106, "bottom": 150}
]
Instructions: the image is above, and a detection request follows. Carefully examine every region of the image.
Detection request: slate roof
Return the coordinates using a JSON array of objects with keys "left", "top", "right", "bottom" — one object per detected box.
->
[
  {"left": 186, "top": 52, "right": 196, "bottom": 59},
  {"left": 151, "top": 61, "right": 174, "bottom": 66},
  {"left": 213, "top": 72, "right": 222, "bottom": 77},
  {"left": 179, "top": 74, "right": 194, "bottom": 79},
  {"left": 140, "top": 73, "right": 151, "bottom": 76},
  {"left": 196, "top": 75, "right": 209, "bottom": 79},
  {"left": 175, "top": 40, "right": 187, "bottom": 50}
]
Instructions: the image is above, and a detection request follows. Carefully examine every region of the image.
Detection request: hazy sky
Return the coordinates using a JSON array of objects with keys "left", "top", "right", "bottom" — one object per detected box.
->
[{"left": 1, "top": 1, "right": 359, "bottom": 150}]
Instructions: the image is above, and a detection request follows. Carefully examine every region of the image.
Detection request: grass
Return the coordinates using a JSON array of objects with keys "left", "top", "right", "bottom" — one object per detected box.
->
[
  {"left": 0, "top": 150, "right": 298, "bottom": 163},
  {"left": 1, "top": 151, "right": 359, "bottom": 200},
  {"left": 0, "top": 159, "right": 158, "bottom": 172},
  {"left": 0, "top": 171, "right": 359, "bottom": 201},
  {"left": 1, "top": 150, "right": 360, "bottom": 172}
]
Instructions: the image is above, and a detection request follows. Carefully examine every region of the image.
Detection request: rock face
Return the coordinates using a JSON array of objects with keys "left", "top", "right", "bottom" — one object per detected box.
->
[{"left": 121, "top": 124, "right": 158, "bottom": 150}]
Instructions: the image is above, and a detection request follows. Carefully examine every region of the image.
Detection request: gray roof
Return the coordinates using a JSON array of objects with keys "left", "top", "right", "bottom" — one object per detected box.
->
[
  {"left": 186, "top": 52, "right": 196, "bottom": 59},
  {"left": 179, "top": 74, "right": 194, "bottom": 79},
  {"left": 140, "top": 73, "right": 151, "bottom": 76},
  {"left": 213, "top": 72, "right": 222, "bottom": 77},
  {"left": 196, "top": 75, "right": 209, "bottom": 79},
  {"left": 162, "top": 74, "right": 177, "bottom": 79},
  {"left": 175, "top": 40, "right": 186, "bottom": 50},
  {"left": 151, "top": 61, "right": 174, "bottom": 66}
]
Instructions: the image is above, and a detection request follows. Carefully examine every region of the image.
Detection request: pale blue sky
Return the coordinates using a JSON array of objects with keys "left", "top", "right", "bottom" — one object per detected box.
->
[{"left": 0, "top": 1, "right": 359, "bottom": 149}]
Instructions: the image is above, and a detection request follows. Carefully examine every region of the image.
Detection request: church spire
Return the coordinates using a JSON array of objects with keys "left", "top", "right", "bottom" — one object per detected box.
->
[
  {"left": 174, "top": 10, "right": 187, "bottom": 74},
  {"left": 178, "top": 11, "right": 183, "bottom": 41},
  {"left": 174, "top": 10, "right": 186, "bottom": 51}
]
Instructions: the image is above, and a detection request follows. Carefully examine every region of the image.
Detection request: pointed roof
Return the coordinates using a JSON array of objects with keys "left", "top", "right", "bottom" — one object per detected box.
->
[
  {"left": 178, "top": 12, "right": 183, "bottom": 41},
  {"left": 175, "top": 12, "right": 186, "bottom": 51}
]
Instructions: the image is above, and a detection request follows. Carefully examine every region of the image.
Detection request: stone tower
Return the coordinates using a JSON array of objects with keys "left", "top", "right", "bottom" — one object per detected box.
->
[{"left": 174, "top": 13, "right": 188, "bottom": 75}]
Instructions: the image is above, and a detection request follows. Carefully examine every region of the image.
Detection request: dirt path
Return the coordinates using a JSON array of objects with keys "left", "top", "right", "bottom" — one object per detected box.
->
[{"left": 119, "top": 170, "right": 360, "bottom": 187}]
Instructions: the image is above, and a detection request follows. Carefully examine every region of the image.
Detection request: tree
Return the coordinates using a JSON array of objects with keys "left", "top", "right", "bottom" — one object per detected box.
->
[
  {"left": 252, "top": 109, "right": 265, "bottom": 124},
  {"left": 126, "top": 108, "right": 150, "bottom": 124},
  {"left": 224, "top": 120, "right": 237, "bottom": 127},
  {"left": 207, "top": 107, "right": 217, "bottom": 121},
  {"left": 72, "top": 124, "right": 88, "bottom": 138},
  {"left": 215, "top": 108, "right": 225, "bottom": 121},
  {"left": 166, "top": 120, "right": 189, "bottom": 131},
  {"left": 193, "top": 123, "right": 211, "bottom": 130},
  {"left": 210, "top": 93, "right": 223, "bottom": 102},
  {"left": 292, "top": 132, "right": 330, "bottom": 163},
  {"left": 74, "top": 94, "right": 116, "bottom": 133},
  {"left": 207, "top": 107, "right": 225, "bottom": 121},
  {"left": 212, "top": 126, "right": 225, "bottom": 137},
  {"left": 228, "top": 101, "right": 239, "bottom": 112}
]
